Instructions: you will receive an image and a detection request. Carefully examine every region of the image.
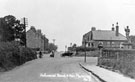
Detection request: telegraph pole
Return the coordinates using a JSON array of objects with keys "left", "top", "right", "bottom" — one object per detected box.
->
[
  {"left": 22, "top": 17, "right": 28, "bottom": 47},
  {"left": 20, "top": 17, "right": 28, "bottom": 64}
]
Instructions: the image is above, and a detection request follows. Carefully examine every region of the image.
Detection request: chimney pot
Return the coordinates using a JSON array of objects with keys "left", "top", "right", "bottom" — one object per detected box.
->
[
  {"left": 91, "top": 27, "right": 96, "bottom": 31},
  {"left": 112, "top": 24, "right": 115, "bottom": 31},
  {"left": 116, "top": 22, "right": 119, "bottom": 36}
]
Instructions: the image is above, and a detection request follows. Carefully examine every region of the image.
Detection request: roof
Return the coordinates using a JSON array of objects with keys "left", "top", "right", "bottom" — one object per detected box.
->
[
  {"left": 92, "top": 30, "right": 127, "bottom": 41},
  {"left": 27, "top": 28, "right": 49, "bottom": 41}
]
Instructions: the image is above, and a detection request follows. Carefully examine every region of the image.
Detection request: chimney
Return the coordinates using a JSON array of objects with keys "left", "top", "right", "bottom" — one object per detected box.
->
[
  {"left": 91, "top": 27, "right": 96, "bottom": 31},
  {"left": 116, "top": 22, "right": 119, "bottom": 36},
  {"left": 30, "top": 26, "right": 36, "bottom": 32},
  {"left": 112, "top": 24, "right": 115, "bottom": 31},
  {"left": 37, "top": 29, "right": 41, "bottom": 34}
]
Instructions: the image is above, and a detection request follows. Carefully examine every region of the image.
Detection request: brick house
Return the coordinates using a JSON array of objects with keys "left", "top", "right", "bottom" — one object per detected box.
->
[
  {"left": 82, "top": 23, "right": 131, "bottom": 49},
  {"left": 26, "top": 26, "right": 49, "bottom": 51}
]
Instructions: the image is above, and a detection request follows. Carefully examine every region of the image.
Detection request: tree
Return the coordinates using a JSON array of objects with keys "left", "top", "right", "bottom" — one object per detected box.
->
[
  {"left": 47, "top": 43, "right": 58, "bottom": 52},
  {"left": 2, "top": 15, "right": 16, "bottom": 41},
  {"left": 72, "top": 44, "right": 77, "bottom": 48},
  {"left": 0, "top": 15, "right": 26, "bottom": 45},
  {"left": 13, "top": 20, "right": 26, "bottom": 45}
]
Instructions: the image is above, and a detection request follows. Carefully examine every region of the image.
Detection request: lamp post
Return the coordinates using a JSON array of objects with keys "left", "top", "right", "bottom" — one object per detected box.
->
[
  {"left": 65, "top": 45, "right": 67, "bottom": 52},
  {"left": 84, "top": 38, "right": 87, "bottom": 63}
]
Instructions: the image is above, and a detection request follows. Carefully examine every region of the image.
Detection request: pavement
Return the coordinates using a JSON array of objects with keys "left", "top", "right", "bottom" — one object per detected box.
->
[{"left": 80, "top": 63, "right": 135, "bottom": 82}]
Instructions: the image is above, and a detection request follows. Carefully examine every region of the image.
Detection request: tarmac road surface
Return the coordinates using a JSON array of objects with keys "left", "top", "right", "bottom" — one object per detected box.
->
[{"left": 0, "top": 52, "right": 99, "bottom": 82}]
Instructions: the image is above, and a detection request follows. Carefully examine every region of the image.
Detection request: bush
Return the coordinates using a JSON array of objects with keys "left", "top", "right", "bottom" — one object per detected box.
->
[
  {"left": 20, "top": 47, "right": 37, "bottom": 63},
  {"left": 76, "top": 47, "right": 97, "bottom": 52},
  {"left": 0, "top": 41, "right": 37, "bottom": 71},
  {"left": 0, "top": 41, "right": 19, "bottom": 70},
  {"left": 114, "top": 57, "right": 135, "bottom": 78}
]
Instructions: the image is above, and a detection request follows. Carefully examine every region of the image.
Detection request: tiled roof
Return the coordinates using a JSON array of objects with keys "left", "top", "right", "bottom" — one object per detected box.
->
[{"left": 92, "top": 30, "right": 127, "bottom": 41}]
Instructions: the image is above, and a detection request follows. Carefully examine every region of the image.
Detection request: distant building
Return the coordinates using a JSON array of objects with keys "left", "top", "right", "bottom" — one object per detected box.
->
[
  {"left": 82, "top": 22, "right": 132, "bottom": 49},
  {"left": 26, "top": 26, "right": 49, "bottom": 51}
]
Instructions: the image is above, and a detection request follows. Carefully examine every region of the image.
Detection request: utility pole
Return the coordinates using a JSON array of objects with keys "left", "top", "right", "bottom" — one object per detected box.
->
[{"left": 22, "top": 17, "right": 28, "bottom": 47}]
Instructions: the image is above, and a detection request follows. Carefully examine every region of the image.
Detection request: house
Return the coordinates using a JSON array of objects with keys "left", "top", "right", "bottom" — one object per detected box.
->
[
  {"left": 26, "top": 26, "right": 49, "bottom": 51},
  {"left": 82, "top": 22, "right": 131, "bottom": 49}
]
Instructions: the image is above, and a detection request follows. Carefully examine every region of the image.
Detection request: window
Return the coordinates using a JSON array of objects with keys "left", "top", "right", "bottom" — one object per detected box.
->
[
  {"left": 112, "top": 42, "right": 115, "bottom": 47},
  {"left": 88, "top": 43, "right": 90, "bottom": 47},
  {"left": 107, "top": 42, "right": 110, "bottom": 47},
  {"left": 91, "top": 43, "right": 94, "bottom": 47}
]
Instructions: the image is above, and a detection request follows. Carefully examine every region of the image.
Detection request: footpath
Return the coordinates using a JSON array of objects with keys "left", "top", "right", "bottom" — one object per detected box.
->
[{"left": 80, "top": 63, "right": 135, "bottom": 82}]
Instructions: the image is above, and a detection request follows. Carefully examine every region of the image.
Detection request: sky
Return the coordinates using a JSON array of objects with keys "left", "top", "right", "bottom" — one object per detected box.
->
[{"left": 0, "top": 0, "right": 135, "bottom": 51}]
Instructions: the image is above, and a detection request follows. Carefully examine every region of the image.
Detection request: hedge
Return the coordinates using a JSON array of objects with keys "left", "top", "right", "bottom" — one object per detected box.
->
[
  {"left": 99, "top": 49, "right": 135, "bottom": 78},
  {"left": 0, "top": 41, "right": 37, "bottom": 71}
]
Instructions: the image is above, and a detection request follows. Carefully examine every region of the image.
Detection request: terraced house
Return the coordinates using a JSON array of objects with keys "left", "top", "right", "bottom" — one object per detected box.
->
[
  {"left": 26, "top": 26, "right": 49, "bottom": 51},
  {"left": 82, "top": 23, "right": 132, "bottom": 49}
]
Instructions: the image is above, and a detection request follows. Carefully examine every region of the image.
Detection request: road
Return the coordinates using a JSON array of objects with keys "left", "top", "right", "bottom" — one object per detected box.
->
[{"left": 0, "top": 52, "right": 99, "bottom": 82}]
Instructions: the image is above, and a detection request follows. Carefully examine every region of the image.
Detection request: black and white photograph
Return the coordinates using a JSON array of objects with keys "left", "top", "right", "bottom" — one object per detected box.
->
[{"left": 0, "top": 0, "right": 135, "bottom": 82}]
